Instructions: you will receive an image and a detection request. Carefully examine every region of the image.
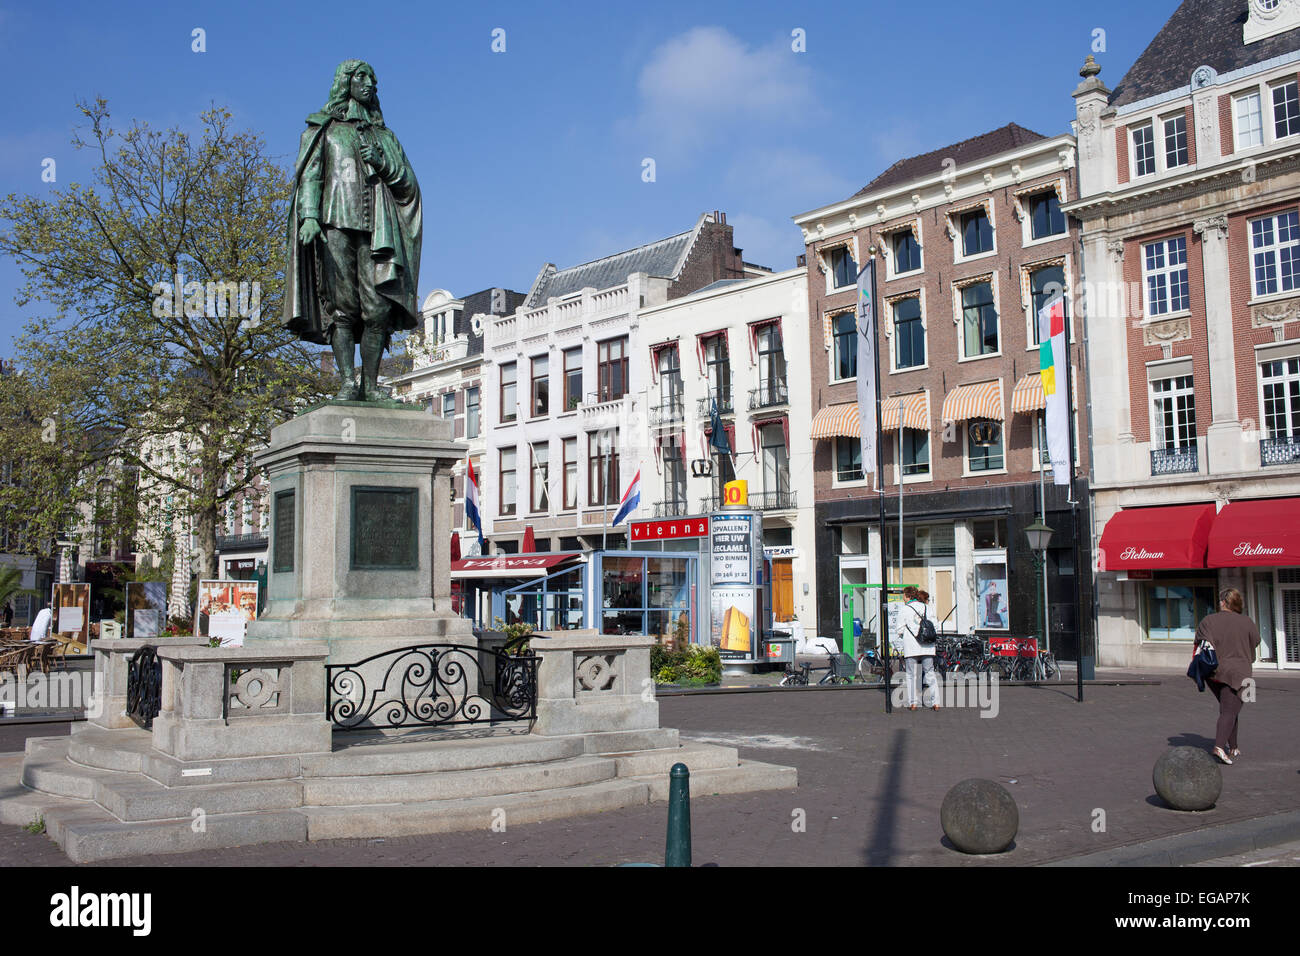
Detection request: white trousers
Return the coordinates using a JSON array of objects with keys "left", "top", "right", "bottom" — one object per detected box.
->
[{"left": 904, "top": 655, "right": 938, "bottom": 707}]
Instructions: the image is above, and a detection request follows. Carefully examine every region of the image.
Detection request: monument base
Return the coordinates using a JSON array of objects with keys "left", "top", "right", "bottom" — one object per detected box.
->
[{"left": 246, "top": 400, "right": 470, "bottom": 662}]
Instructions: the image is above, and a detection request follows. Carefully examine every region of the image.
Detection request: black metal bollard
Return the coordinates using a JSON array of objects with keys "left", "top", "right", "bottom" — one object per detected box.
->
[{"left": 665, "top": 762, "right": 691, "bottom": 867}]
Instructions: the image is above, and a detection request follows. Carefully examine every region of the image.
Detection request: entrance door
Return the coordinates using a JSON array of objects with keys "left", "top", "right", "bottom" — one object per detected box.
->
[
  {"left": 1281, "top": 583, "right": 1300, "bottom": 669},
  {"left": 771, "top": 559, "right": 793, "bottom": 622},
  {"left": 1252, "top": 572, "right": 1275, "bottom": 662},
  {"left": 933, "top": 568, "right": 955, "bottom": 632}
]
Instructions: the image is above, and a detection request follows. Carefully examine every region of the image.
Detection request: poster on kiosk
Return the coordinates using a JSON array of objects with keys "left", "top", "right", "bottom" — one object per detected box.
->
[{"left": 709, "top": 480, "right": 763, "bottom": 661}]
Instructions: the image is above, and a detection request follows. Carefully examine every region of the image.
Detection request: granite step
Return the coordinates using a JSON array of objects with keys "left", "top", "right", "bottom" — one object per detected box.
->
[
  {"left": 66, "top": 726, "right": 157, "bottom": 773},
  {"left": 638, "top": 759, "right": 799, "bottom": 801},
  {"left": 92, "top": 776, "right": 303, "bottom": 823},
  {"left": 21, "top": 740, "right": 129, "bottom": 800},
  {"left": 302, "top": 754, "right": 616, "bottom": 806},
  {"left": 608, "top": 744, "right": 741, "bottom": 777},
  {"left": 59, "top": 809, "right": 309, "bottom": 864},
  {"left": 304, "top": 778, "right": 653, "bottom": 841},
  {"left": 303, "top": 732, "right": 584, "bottom": 777}
]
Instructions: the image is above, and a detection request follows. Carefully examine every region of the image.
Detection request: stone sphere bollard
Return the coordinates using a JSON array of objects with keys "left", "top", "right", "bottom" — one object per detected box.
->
[
  {"left": 940, "top": 778, "right": 1019, "bottom": 854},
  {"left": 1153, "top": 747, "right": 1222, "bottom": 811}
]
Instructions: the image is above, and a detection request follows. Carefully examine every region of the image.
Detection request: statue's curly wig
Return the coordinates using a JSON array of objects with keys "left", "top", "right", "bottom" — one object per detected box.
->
[{"left": 323, "top": 59, "right": 384, "bottom": 123}]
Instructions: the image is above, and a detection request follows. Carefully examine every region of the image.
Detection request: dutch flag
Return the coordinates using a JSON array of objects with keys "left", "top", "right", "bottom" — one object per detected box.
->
[
  {"left": 465, "top": 456, "right": 485, "bottom": 550},
  {"left": 612, "top": 469, "right": 641, "bottom": 526}
]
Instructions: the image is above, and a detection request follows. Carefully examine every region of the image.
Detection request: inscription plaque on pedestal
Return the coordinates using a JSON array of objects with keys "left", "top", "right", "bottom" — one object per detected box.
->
[
  {"left": 351, "top": 486, "right": 419, "bottom": 570},
  {"left": 273, "top": 490, "right": 295, "bottom": 573}
]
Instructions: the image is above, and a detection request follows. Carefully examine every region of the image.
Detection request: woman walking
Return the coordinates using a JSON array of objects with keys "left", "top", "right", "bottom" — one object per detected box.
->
[
  {"left": 899, "top": 586, "right": 940, "bottom": 711},
  {"left": 1192, "top": 587, "right": 1261, "bottom": 765}
]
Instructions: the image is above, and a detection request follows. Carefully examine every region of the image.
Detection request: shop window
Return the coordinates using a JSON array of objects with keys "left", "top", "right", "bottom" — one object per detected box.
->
[
  {"left": 600, "top": 554, "right": 693, "bottom": 642},
  {"left": 974, "top": 558, "right": 1009, "bottom": 630},
  {"left": 972, "top": 518, "right": 1009, "bottom": 549},
  {"left": 1142, "top": 580, "right": 1217, "bottom": 642}
]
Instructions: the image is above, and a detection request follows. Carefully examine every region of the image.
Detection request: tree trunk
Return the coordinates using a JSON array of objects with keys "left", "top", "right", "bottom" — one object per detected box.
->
[{"left": 194, "top": 505, "right": 218, "bottom": 582}]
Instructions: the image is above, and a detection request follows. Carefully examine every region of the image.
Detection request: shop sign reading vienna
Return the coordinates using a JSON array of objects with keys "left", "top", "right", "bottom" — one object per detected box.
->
[{"left": 630, "top": 518, "right": 709, "bottom": 542}]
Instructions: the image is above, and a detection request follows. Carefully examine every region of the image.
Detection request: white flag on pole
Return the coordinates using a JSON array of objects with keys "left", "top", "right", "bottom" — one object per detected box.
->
[{"left": 856, "top": 258, "right": 878, "bottom": 474}]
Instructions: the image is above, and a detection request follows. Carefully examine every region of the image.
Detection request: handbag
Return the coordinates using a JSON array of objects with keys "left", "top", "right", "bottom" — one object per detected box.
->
[{"left": 1187, "top": 640, "right": 1217, "bottom": 692}]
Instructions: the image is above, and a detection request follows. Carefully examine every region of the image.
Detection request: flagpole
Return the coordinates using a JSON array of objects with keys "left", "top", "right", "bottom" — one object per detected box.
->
[
  {"left": 871, "top": 257, "right": 891, "bottom": 714},
  {"left": 1061, "top": 293, "right": 1084, "bottom": 704}
]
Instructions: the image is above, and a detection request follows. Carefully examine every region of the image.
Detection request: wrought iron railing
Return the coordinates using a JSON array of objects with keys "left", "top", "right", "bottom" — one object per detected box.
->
[
  {"left": 696, "top": 389, "right": 734, "bottom": 419},
  {"left": 1260, "top": 435, "right": 1300, "bottom": 466},
  {"left": 325, "top": 644, "right": 538, "bottom": 731},
  {"left": 126, "top": 645, "right": 162, "bottom": 730},
  {"left": 216, "top": 532, "right": 268, "bottom": 551},
  {"left": 653, "top": 499, "right": 691, "bottom": 518},
  {"left": 1150, "top": 443, "right": 1198, "bottom": 475},
  {"left": 697, "top": 489, "right": 796, "bottom": 512},
  {"left": 648, "top": 400, "right": 685, "bottom": 426},
  {"left": 748, "top": 381, "right": 789, "bottom": 410}
]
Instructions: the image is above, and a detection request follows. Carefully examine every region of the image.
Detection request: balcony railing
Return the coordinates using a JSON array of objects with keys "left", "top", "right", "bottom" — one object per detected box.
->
[
  {"left": 216, "top": 532, "right": 268, "bottom": 551},
  {"left": 1150, "top": 443, "right": 1198, "bottom": 476},
  {"left": 697, "top": 489, "right": 796, "bottom": 513},
  {"left": 1261, "top": 434, "right": 1300, "bottom": 466},
  {"left": 696, "top": 389, "right": 734, "bottom": 419},
  {"left": 652, "top": 499, "right": 691, "bottom": 518},
  {"left": 649, "top": 400, "right": 685, "bottom": 427},
  {"left": 748, "top": 381, "right": 789, "bottom": 411}
]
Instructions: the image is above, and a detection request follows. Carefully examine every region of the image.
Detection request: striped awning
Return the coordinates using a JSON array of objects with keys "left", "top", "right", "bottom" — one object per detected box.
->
[
  {"left": 882, "top": 392, "right": 930, "bottom": 432},
  {"left": 810, "top": 403, "right": 861, "bottom": 440},
  {"left": 941, "top": 380, "right": 1003, "bottom": 422},
  {"left": 1012, "top": 373, "right": 1045, "bottom": 413}
]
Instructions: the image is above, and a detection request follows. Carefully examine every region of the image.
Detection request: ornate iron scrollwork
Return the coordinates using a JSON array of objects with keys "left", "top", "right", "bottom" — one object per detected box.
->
[
  {"left": 125, "top": 645, "right": 162, "bottom": 730},
  {"left": 326, "top": 644, "right": 538, "bottom": 731}
]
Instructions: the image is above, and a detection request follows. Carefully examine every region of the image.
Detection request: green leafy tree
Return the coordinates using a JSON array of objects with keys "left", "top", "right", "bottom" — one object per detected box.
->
[{"left": 0, "top": 99, "right": 333, "bottom": 577}]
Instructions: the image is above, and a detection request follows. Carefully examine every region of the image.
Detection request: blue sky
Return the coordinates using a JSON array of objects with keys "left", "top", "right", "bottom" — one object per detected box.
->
[{"left": 0, "top": 0, "right": 1178, "bottom": 350}]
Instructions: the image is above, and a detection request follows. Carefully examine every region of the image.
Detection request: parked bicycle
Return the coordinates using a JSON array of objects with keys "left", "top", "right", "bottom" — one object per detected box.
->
[{"left": 780, "top": 651, "right": 852, "bottom": 686}]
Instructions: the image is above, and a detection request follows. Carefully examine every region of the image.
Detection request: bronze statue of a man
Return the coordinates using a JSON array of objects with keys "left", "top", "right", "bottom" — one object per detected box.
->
[{"left": 283, "top": 59, "right": 422, "bottom": 401}]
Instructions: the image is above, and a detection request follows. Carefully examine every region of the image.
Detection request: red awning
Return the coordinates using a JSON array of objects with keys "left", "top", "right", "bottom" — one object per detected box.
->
[
  {"left": 1207, "top": 497, "right": 1300, "bottom": 567},
  {"left": 1098, "top": 504, "right": 1216, "bottom": 571},
  {"left": 450, "top": 553, "right": 581, "bottom": 580}
]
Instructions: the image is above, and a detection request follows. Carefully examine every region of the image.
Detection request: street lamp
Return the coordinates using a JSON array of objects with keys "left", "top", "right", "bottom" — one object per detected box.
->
[{"left": 1024, "top": 520, "right": 1053, "bottom": 652}]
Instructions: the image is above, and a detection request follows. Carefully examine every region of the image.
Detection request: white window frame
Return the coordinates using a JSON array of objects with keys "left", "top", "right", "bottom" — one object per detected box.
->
[
  {"left": 1022, "top": 257, "right": 1071, "bottom": 350},
  {"left": 951, "top": 202, "right": 997, "bottom": 264},
  {"left": 898, "top": 425, "right": 931, "bottom": 486},
  {"left": 1130, "top": 121, "right": 1157, "bottom": 178},
  {"left": 822, "top": 238, "right": 860, "bottom": 294},
  {"left": 962, "top": 417, "right": 1007, "bottom": 477},
  {"left": 1162, "top": 111, "right": 1190, "bottom": 169},
  {"left": 1149, "top": 373, "right": 1198, "bottom": 452},
  {"left": 831, "top": 436, "right": 868, "bottom": 488},
  {"left": 1259, "top": 352, "right": 1300, "bottom": 441},
  {"left": 828, "top": 308, "right": 858, "bottom": 384},
  {"left": 1142, "top": 235, "right": 1191, "bottom": 319},
  {"left": 1235, "top": 89, "right": 1264, "bottom": 151},
  {"left": 885, "top": 222, "right": 924, "bottom": 280},
  {"left": 887, "top": 291, "right": 927, "bottom": 374},
  {"left": 1272, "top": 77, "right": 1300, "bottom": 141},
  {"left": 1018, "top": 185, "right": 1069, "bottom": 248},
  {"left": 954, "top": 274, "right": 1002, "bottom": 363},
  {"left": 1248, "top": 209, "right": 1300, "bottom": 300}
]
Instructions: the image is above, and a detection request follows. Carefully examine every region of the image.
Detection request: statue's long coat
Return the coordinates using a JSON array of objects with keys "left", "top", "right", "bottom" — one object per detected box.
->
[{"left": 282, "top": 110, "right": 422, "bottom": 344}]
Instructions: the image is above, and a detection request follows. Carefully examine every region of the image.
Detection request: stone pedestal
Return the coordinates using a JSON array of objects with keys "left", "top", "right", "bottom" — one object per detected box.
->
[
  {"left": 90, "top": 637, "right": 207, "bottom": 730},
  {"left": 151, "top": 642, "right": 332, "bottom": 761},
  {"left": 245, "top": 401, "right": 471, "bottom": 662},
  {"left": 529, "top": 629, "right": 659, "bottom": 736}
]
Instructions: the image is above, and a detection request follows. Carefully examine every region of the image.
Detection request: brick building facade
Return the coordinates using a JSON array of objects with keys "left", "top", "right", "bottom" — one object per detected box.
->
[{"left": 795, "top": 124, "right": 1092, "bottom": 659}]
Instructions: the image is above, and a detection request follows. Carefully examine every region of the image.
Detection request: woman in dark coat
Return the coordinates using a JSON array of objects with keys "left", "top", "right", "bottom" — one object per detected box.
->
[{"left": 1192, "top": 587, "right": 1261, "bottom": 765}]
